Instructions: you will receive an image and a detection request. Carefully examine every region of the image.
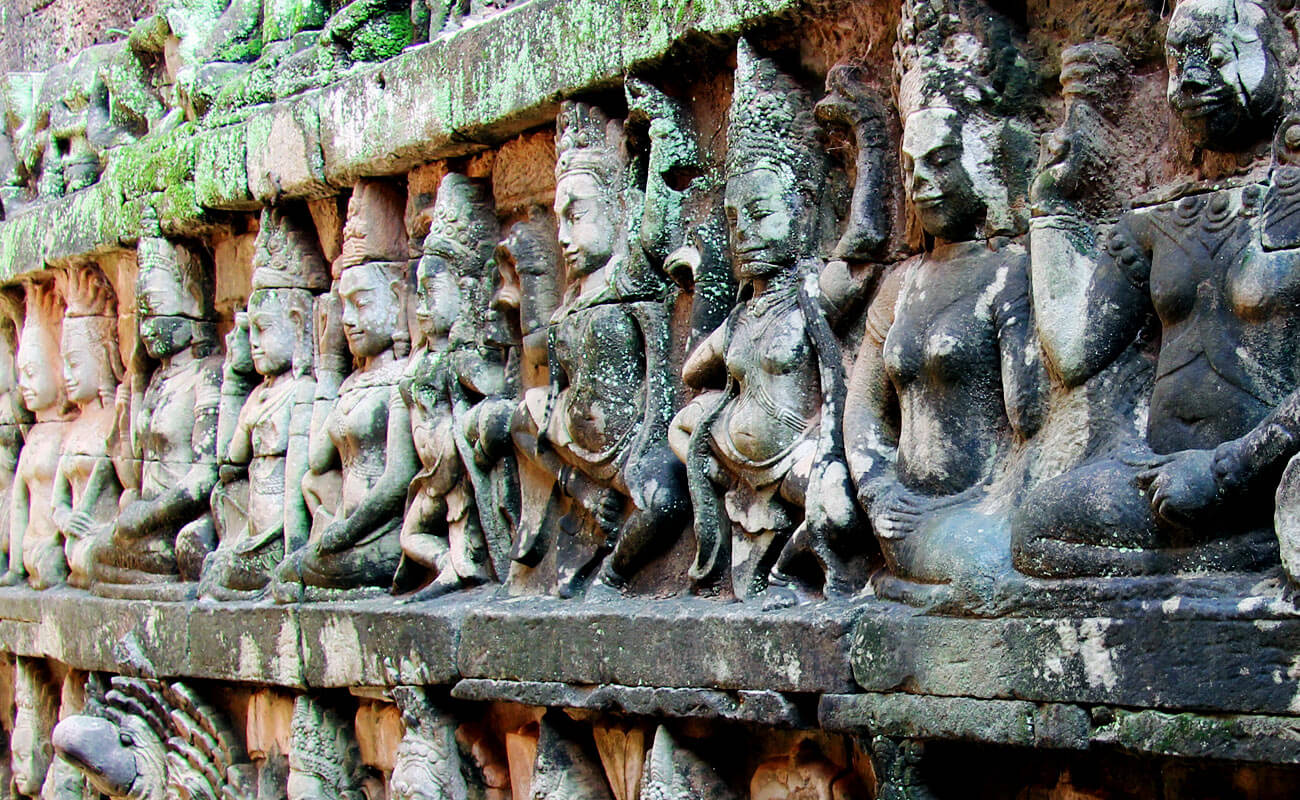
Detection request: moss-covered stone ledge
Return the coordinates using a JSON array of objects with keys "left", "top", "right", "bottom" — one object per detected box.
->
[{"left": 0, "top": 0, "right": 804, "bottom": 280}]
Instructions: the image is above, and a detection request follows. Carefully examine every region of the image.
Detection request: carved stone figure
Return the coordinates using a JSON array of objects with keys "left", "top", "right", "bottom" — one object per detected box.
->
[
  {"left": 201, "top": 207, "right": 328, "bottom": 600},
  {"left": 286, "top": 695, "right": 375, "bottom": 800},
  {"left": 639, "top": 726, "right": 736, "bottom": 800},
  {"left": 1018, "top": 0, "right": 1299, "bottom": 582},
  {"left": 844, "top": 0, "right": 1044, "bottom": 608},
  {"left": 51, "top": 265, "right": 125, "bottom": 589},
  {"left": 52, "top": 676, "right": 257, "bottom": 800},
  {"left": 11, "top": 658, "right": 58, "bottom": 798},
  {"left": 0, "top": 305, "right": 29, "bottom": 584},
  {"left": 624, "top": 77, "right": 733, "bottom": 351},
  {"left": 2, "top": 278, "right": 74, "bottom": 589},
  {"left": 94, "top": 212, "right": 222, "bottom": 599},
  {"left": 388, "top": 687, "right": 479, "bottom": 800},
  {"left": 669, "top": 40, "right": 860, "bottom": 605},
  {"left": 394, "top": 173, "right": 509, "bottom": 601},
  {"left": 528, "top": 712, "right": 614, "bottom": 800},
  {"left": 511, "top": 99, "right": 688, "bottom": 597},
  {"left": 272, "top": 180, "right": 417, "bottom": 602}
]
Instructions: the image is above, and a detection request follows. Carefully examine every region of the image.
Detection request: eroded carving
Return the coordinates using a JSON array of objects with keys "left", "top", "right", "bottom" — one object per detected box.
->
[
  {"left": 272, "top": 180, "right": 416, "bottom": 602},
  {"left": 671, "top": 39, "right": 862, "bottom": 605},
  {"left": 94, "top": 212, "right": 222, "bottom": 599},
  {"left": 200, "top": 207, "right": 328, "bottom": 600},
  {"left": 511, "top": 99, "right": 688, "bottom": 597},
  {"left": 11, "top": 658, "right": 58, "bottom": 798},
  {"left": 51, "top": 265, "right": 124, "bottom": 589},
  {"left": 286, "top": 695, "right": 376, "bottom": 800},
  {"left": 845, "top": 0, "right": 1044, "bottom": 608}
]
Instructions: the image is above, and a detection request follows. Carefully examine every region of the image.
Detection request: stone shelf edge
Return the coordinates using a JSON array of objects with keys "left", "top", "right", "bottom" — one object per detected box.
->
[{"left": 0, "top": 0, "right": 800, "bottom": 280}]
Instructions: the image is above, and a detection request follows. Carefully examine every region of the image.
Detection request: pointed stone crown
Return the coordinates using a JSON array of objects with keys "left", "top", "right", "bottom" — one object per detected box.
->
[
  {"left": 251, "top": 207, "right": 331, "bottom": 291},
  {"left": 62, "top": 265, "right": 117, "bottom": 318},
  {"left": 555, "top": 99, "right": 626, "bottom": 187},
  {"left": 724, "top": 38, "right": 824, "bottom": 195}
]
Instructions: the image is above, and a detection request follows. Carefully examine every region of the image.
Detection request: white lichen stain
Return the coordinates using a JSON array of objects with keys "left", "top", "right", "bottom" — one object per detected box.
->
[
  {"left": 239, "top": 632, "right": 262, "bottom": 678},
  {"left": 1055, "top": 618, "right": 1119, "bottom": 691},
  {"left": 319, "top": 617, "right": 365, "bottom": 685},
  {"left": 276, "top": 618, "right": 299, "bottom": 683}
]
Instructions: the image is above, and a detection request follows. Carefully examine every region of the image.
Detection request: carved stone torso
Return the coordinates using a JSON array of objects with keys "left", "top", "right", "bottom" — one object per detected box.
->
[
  {"left": 1129, "top": 185, "right": 1300, "bottom": 453},
  {"left": 713, "top": 284, "right": 819, "bottom": 470},
  {"left": 59, "top": 405, "right": 115, "bottom": 504},
  {"left": 16, "top": 420, "right": 65, "bottom": 575},
  {"left": 328, "top": 360, "right": 404, "bottom": 516},
  {"left": 237, "top": 377, "right": 300, "bottom": 537},
  {"left": 403, "top": 350, "right": 457, "bottom": 475},
  {"left": 883, "top": 239, "right": 1028, "bottom": 496},
  {"left": 137, "top": 354, "right": 222, "bottom": 499},
  {"left": 551, "top": 302, "right": 645, "bottom": 467}
]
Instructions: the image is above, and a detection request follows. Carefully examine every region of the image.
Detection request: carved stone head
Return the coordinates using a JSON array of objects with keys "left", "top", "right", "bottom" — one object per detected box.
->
[
  {"left": 554, "top": 100, "right": 627, "bottom": 280},
  {"left": 11, "top": 659, "right": 58, "bottom": 796},
  {"left": 15, "top": 279, "right": 67, "bottom": 416},
  {"left": 247, "top": 288, "right": 314, "bottom": 378},
  {"left": 333, "top": 180, "right": 409, "bottom": 280},
  {"left": 416, "top": 173, "right": 499, "bottom": 348},
  {"left": 59, "top": 265, "right": 123, "bottom": 408},
  {"left": 901, "top": 107, "right": 988, "bottom": 241},
  {"left": 895, "top": 0, "right": 1038, "bottom": 238},
  {"left": 250, "top": 207, "right": 330, "bottom": 294},
  {"left": 493, "top": 209, "right": 561, "bottom": 340},
  {"left": 338, "top": 262, "right": 406, "bottom": 361},
  {"left": 723, "top": 39, "right": 826, "bottom": 280},
  {"left": 1167, "top": 0, "right": 1287, "bottom": 149},
  {"left": 135, "top": 211, "right": 215, "bottom": 360}
]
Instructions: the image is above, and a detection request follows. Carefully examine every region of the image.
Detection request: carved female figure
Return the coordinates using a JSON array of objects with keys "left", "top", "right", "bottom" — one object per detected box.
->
[
  {"left": 394, "top": 172, "right": 506, "bottom": 601},
  {"left": 669, "top": 39, "right": 858, "bottom": 605},
  {"left": 93, "top": 212, "right": 222, "bottom": 598},
  {"left": 51, "top": 265, "right": 124, "bottom": 588},
  {"left": 200, "top": 207, "right": 328, "bottom": 600},
  {"left": 511, "top": 100, "right": 687, "bottom": 597},
  {"left": 272, "top": 180, "right": 418, "bottom": 602},
  {"left": 1017, "top": 0, "right": 1300, "bottom": 581},
  {"left": 2, "top": 278, "right": 75, "bottom": 589},
  {"left": 843, "top": 0, "right": 1043, "bottom": 606}
]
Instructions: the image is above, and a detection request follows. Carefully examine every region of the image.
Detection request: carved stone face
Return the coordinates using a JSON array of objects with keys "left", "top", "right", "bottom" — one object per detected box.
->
[
  {"left": 415, "top": 253, "right": 460, "bottom": 343},
  {"left": 11, "top": 707, "right": 41, "bottom": 793},
  {"left": 724, "top": 165, "right": 800, "bottom": 279},
  {"left": 1166, "top": 0, "right": 1281, "bottom": 149},
  {"left": 139, "top": 315, "right": 194, "bottom": 361},
  {"left": 16, "top": 326, "right": 60, "bottom": 413},
  {"left": 554, "top": 172, "right": 616, "bottom": 278},
  {"left": 248, "top": 291, "right": 295, "bottom": 377},
  {"left": 61, "top": 318, "right": 115, "bottom": 406},
  {"left": 339, "top": 263, "right": 398, "bottom": 360},
  {"left": 902, "top": 108, "right": 985, "bottom": 242}
]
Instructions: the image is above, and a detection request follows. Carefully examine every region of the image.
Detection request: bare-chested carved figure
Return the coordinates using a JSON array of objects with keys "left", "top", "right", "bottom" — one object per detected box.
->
[
  {"left": 511, "top": 100, "right": 688, "bottom": 598},
  {"left": 272, "top": 180, "right": 418, "bottom": 602},
  {"left": 51, "top": 265, "right": 124, "bottom": 588},
  {"left": 2, "top": 278, "right": 75, "bottom": 588},
  {"left": 201, "top": 207, "right": 329, "bottom": 600},
  {"left": 94, "top": 211, "right": 222, "bottom": 598}
]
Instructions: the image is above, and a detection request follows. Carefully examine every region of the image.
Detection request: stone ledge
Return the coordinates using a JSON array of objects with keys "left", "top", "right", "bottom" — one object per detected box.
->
[
  {"left": 451, "top": 678, "right": 804, "bottom": 727},
  {"left": 852, "top": 604, "right": 1300, "bottom": 717}
]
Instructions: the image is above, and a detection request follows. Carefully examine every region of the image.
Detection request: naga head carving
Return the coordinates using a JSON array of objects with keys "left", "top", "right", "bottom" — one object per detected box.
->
[{"left": 52, "top": 677, "right": 253, "bottom": 800}]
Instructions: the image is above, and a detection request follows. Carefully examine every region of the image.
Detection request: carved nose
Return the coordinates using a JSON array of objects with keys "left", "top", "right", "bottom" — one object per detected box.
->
[{"left": 1179, "top": 63, "right": 1214, "bottom": 94}]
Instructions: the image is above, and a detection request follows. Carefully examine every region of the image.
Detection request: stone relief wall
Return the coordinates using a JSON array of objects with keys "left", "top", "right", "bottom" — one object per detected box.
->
[{"left": 2, "top": 0, "right": 1300, "bottom": 797}]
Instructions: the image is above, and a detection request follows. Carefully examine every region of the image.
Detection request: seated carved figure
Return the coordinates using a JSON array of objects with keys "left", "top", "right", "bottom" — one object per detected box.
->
[
  {"left": 94, "top": 212, "right": 223, "bottom": 598},
  {"left": 2, "top": 279, "right": 76, "bottom": 589},
  {"left": 669, "top": 40, "right": 860, "bottom": 605},
  {"left": 272, "top": 181, "right": 417, "bottom": 602},
  {"left": 844, "top": 1, "right": 1044, "bottom": 607},
  {"left": 51, "top": 266, "right": 125, "bottom": 588},
  {"left": 1016, "top": 0, "right": 1297, "bottom": 580},
  {"left": 394, "top": 173, "right": 509, "bottom": 601},
  {"left": 511, "top": 100, "right": 688, "bottom": 598},
  {"left": 200, "top": 207, "right": 328, "bottom": 600}
]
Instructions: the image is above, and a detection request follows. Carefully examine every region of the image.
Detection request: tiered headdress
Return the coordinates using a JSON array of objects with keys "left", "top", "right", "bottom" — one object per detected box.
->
[
  {"left": 136, "top": 208, "right": 215, "bottom": 320},
  {"left": 250, "top": 207, "right": 330, "bottom": 291}
]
